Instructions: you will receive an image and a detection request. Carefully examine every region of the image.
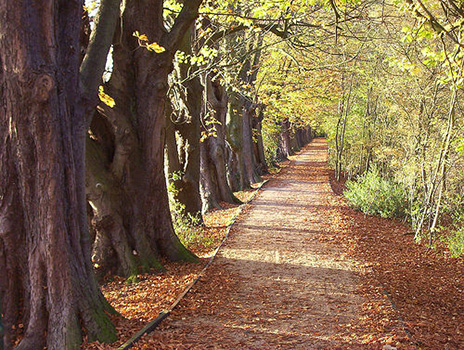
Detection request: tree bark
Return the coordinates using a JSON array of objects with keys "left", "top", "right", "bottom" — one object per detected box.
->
[
  {"left": 0, "top": 1, "right": 117, "bottom": 349},
  {"left": 86, "top": 0, "right": 203, "bottom": 278},
  {"left": 226, "top": 90, "right": 250, "bottom": 191},
  {"left": 252, "top": 106, "right": 269, "bottom": 175},
  {"left": 165, "top": 27, "right": 203, "bottom": 221},
  {"left": 200, "top": 77, "right": 241, "bottom": 212},
  {"left": 280, "top": 118, "right": 293, "bottom": 158},
  {"left": 242, "top": 101, "right": 262, "bottom": 184},
  {"left": 290, "top": 128, "right": 301, "bottom": 151}
]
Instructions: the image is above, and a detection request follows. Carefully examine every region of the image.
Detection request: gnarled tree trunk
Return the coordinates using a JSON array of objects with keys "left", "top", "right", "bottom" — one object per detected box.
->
[
  {"left": 253, "top": 106, "right": 269, "bottom": 175},
  {"left": 280, "top": 118, "right": 293, "bottom": 158},
  {"left": 226, "top": 90, "right": 250, "bottom": 191},
  {"left": 86, "top": 0, "right": 203, "bottom": 278},
  {"left": 165, "top": 27, "right": 203, "bottom": 221},
  {"left": 200, "top": 77, "right": 241, "bottom": 212},
  {"left": 242, "top": 101, "right": 262, "bottom": 184},
  {"left": 0, "top": 1, "right": 117, "bottom": 349}
]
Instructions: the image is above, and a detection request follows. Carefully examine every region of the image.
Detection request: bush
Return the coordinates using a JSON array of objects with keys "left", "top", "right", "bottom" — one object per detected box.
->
[
  {"left": 167, "top": 172, "right": 211, "bottom": 249},
  {"left": 444, "top": 227, "right": 464, "bottom": 257},
  {"left": 344, "top": 166, "right": 407, "bottom": 218}
]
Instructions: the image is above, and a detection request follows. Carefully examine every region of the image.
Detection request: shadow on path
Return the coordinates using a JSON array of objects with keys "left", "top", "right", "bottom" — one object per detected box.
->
[{"left": 149, "top": 139, "right": 365, "bottom": 350}]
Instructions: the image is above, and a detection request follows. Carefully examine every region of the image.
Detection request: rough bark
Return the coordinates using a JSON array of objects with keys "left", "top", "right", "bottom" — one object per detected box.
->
[
  {"left": 290, "top": 128, "right": 301, "bottom": 152},
  {"left": 226, "top": 97, "right": 262, "bottom": 188},
  {"left": 165, "top": 27, "right": 203, "bottom": 221},
  {"left": 200, "top": 77, "right": 242, "bottom": 212},
  {"left": 280, "top": 118, "right": 294, "bottom": 158},
  {"left": 85, "top": 0, "right": 202, "bottom": 277},
  {"left": 80, "top": 0, "right": 121, "bottom": 112},
  {"left": 165, "top": 110, "right": 203, "bottom": 222},
  {"left": 226, "top": 31, "right": 263, "bottom": 188},
  {"left": 86, "top": 110, "right": 163, "bottom": 279},
  {"left": 226, "top": 90, "right": 250, "bottom": 191},
  {"left": 0, "top": 1, "right": 116, "bottom": 349},
  {"left": 242, "top": 33, "right": 265, "bottom": 181},
  {"left": 242, "top": 101, "right": 262, "bottom": 184},
  {"left": 0, "top": 301, "right": 3, "bottom": 350}
]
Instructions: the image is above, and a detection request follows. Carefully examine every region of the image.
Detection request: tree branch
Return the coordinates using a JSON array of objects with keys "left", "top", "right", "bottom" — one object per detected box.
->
[
  {"left": 80, "top": 0, "right": 121, "bottom": 109},
  {"left": 164, "top": 0, "right": 203, "bottom": 52},
  {"left": 404, "top": 0, "right": 464, "bottom": 47},
  {"left": 203, "top": 22, "right": 288, "bottom": 49}
]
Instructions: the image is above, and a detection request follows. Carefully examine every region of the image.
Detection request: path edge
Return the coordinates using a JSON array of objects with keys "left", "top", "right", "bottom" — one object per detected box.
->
[{"left": 117, "top": 179, "right": 269, "bottom": 350}]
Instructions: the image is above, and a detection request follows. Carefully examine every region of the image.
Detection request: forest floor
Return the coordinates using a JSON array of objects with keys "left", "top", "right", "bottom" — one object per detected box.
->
[{"left": 84, "top": 138, "right": 464, "bottom": 350}]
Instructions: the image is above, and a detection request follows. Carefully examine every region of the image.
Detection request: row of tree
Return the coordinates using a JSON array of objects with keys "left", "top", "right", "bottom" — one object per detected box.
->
[
  {"left": 0, "top": 0, "right": 321, "bottom": 349},
  {"left": 279, "top": 0, "right": 464, "bottom": 246},
  {"left": 326, "top": 0, "right": 464, "bottom": 245}
]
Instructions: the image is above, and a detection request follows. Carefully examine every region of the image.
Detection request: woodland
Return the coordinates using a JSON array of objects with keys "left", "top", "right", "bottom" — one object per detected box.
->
[{"left": 0, "top": 0, "right": 464, "bottom": 349}]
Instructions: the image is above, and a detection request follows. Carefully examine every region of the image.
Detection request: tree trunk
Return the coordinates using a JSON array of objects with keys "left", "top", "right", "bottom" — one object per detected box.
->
[
  {"left": 290, "top": 127, "right": 301, "bottom": 153},
  {"left": 295, "top": 129, "right": 304, "bottom": 148},
  {"left": 0, "top": 1, "right": 116, "bottom": 348},
  {"left": 200, "top": 77, "right": 241, "bottom": 212},
  {"left": 226, "top": 144, "right": 242, "bottom": 192},
  {"left": 0, "top": 300, "right": 3, "bottom": 350},
  {"left": 86, "top": 110, "right": 164, "bottom": 279},
  {"left": 252, "top": 106, "right": 269, "bottom": 175},
  {"left": 165, "top": 27, "right": 203, "bottom": 221},
  {"left": 242, "top": 101, "right": 262, "bottom": 184},
  {"left": 86, "top": 0, "right": 203, "bottom": 279},
  {"left": 226, "top": 90, "right": 250, "bottom": 190},
  {"left": 280, "top": 118, "right": 293, "bottom": 158}
]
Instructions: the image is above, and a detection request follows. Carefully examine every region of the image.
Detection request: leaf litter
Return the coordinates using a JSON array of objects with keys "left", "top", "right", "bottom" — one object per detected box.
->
[
  {"left": 82, "top": 184, "right": 263, "bottom": 350},
  {"left": 83, "top": 139, "right": 463, "bottom": 349}
]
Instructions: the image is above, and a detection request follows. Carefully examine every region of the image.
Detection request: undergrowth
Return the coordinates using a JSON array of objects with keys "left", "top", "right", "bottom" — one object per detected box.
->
[
  {"left": 344, "top": 166, "right": 407, "bottom": 219},
  {"left": 443, "top": 228, "right": 464, "bottom": 257},
  {"left": 167, "top": 172, "right": 215, "bottom": 250}
]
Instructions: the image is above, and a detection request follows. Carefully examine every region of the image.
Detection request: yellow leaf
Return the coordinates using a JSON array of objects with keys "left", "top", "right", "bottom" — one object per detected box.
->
[
  {"left": 98, "top": 86, "right": 115, "bottom": 108},
  {"left": 200, "top": 131, "right": 209, "bottom": 142},
  {"left": 133, "top": 31, "right": 148, "bottom": 41},
  {"left": 147, "top": 42, "right": 166, "bottom": 53}
]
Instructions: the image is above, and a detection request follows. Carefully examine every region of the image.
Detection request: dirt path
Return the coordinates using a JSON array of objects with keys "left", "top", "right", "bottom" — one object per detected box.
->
[
  {"left": 86, "top": 137, "right": 464, "bottom": 350},
  {"left": 134, "top": 139, "right": 380, "bottom": 349}
]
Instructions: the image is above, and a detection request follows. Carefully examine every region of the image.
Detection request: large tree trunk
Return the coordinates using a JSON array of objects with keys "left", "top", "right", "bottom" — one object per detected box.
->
[
  {"left": 86, "top": 0, "right": 203, "bottom": 278},
  {"left": 86, "top": 40, "right": 167, "bottom": 278},
  {"left": 86, "top": 110, "right": 165, "bottom": 279},
  {"left": 226, "top": 90, "right": 250, "bottom": 191},
  {"left": 226, "top": 30, "right": 264, "bottom": 188},
  {"left": 290, "top": 126, "right": 301, "bottom": 153},
  {"left": 165, "top": 27, "right": 203, "bottom": 221},
  {"left": 0, "top": 302, "right": 3, "bottom": 350},
  {"left": 165, "top": 109, "right": 203, "bottom": 222},
  {"left": 226, "top": 97, "right": 262, "bottom": 189},
  {"left": 200, "top": 77, "right": 241, "bottom": 212},
  {"left": 0, "top": 1, "right": 116, "bottom": 349},
  {"left": 242, "top": 101, "right": 262, "bottom": 184}
]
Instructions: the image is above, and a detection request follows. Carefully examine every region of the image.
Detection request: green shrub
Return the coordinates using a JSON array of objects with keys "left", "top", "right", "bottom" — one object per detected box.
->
[
  {"left": 444, "top": 227, "right": 464, "bottom": 257},
  {"left": 344, "top": 166, "right": 407, "bottom": 218},
  {"left": 167, "top": 172, "right": 212, "bottom": 249}
]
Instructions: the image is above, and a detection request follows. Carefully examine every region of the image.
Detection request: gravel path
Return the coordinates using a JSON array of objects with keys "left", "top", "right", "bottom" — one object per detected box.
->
[{"left": 136, "top": 139, "right": 365, "bottom": 349}]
